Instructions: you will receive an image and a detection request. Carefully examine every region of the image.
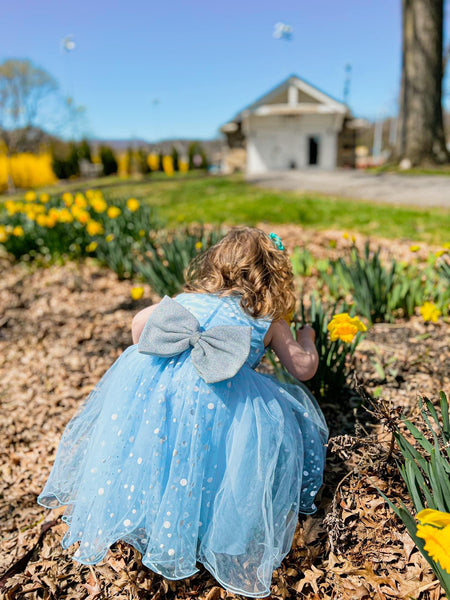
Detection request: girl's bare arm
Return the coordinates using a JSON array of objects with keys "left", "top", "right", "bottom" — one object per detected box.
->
[
  {"left": 264, "top": 320, "right": 319, "bottom": 381},
  {"left": 131, "top": 303, "right": 159, "bottom": 344}
]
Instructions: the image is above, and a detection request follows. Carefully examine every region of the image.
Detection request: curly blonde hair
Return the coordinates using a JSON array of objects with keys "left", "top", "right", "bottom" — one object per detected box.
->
[{"left": 184, "top": 226, "right": 295, "bottom": 320}]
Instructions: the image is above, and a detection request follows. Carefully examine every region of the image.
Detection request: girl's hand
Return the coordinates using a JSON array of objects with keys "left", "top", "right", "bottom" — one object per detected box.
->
[{"left": 296, "top": 325, "right": 316, "bottom": 344}]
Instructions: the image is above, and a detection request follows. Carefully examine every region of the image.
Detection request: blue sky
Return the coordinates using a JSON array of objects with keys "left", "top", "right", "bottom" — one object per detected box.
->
[{"left": 1, "top": 0, "right": 449, "bottom": 141}]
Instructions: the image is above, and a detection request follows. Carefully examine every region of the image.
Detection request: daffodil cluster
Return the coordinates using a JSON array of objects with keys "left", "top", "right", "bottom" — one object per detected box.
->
[
  {"left": 0, "top": 153, "right": 57, "bottom": 193},
  {"left": 0, "top": 188, "right": 154, "bottom": 262}
]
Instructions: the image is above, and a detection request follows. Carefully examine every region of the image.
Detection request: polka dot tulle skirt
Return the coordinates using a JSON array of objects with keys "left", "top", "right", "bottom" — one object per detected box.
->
[{"left": 37, "top": 293, "right": 328, "bottom": 597}]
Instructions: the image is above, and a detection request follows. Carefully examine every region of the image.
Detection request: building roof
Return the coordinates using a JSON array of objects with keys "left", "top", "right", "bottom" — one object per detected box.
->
[{"left": 221, "top": 74, "right": 350, "bottom": 132}]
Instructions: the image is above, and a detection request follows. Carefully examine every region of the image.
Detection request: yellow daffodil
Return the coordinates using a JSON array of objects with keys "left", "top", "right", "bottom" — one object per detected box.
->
[
  {"left": 85, "top": 189, "right": 95, "bottom": 200},
  {"left": 74, "top": 193, "right": 87, "bottom": 208},
  {"left": 443, "top": 242, "right": 450, "bottom": 250},
  {"left": 36, "top": 214, "right": 48, "bottom": 227},
  {"left": 435, "top": 249, "right": 447, "bottom": 258},
  {"left": 91, "top": 198, "right": 107, "bottom": 213},
  {"left": 24, "top": 190, "right": 37, "bottom": 202},
  {"left": 410, "top": 245, "right": 420, "bottom": 252},
  {"left": 138, "top": 229, "right": 146, "bottom": 237},
  {"left": 130, "top": 286, "right": 144, "bottom": 300},
  {"left": 86, "top": 220, "right": 104, "bottom": 236},
  {"left": 62, "top": 192, "right": 73, "bottom": 207},
  {"left": 86, "top": 241, "right": 98, "bottom": 252},
  {"left": 126, "top": 198, "right": 140, "bottom": 212},
  {"left": 57, "top": 208, "right": 74, "bottom": 223},
  {"left": 416, "top": 509, "right": 450, "bottom": 573},
  {"left": 105, "top": 233, "right": 115, "bottom": 242},
  {"left": 162, "top": 155, "right": 174, "bottom": 176},
  {"left": 327, "top": 313, "right": 367, "bottom": 343},
  {"left": 12, "top": 225, "right": 24, "bottom": 237},
  {"left": 0, "top": 226, "right": 8, "bottom": 243},
  {"left": 342, "top": 232, "right": 349, "bottom": 240},
  {"left": 107, "top": 206, "right": 121, "bottom": 219},
  {"left": 195, "top": 241, "right": 203, "bottom": 250},
  {"left": 419, "top": 301, "right": 441, "bottom": 323},
  {"left": 39, "top": 193, "right": 50, "bottom": 203}
]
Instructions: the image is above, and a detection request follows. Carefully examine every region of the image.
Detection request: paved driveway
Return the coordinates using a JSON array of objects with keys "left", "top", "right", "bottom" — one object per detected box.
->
[{"left": 247, "top": 170, "right": 450, "bottom": 209}]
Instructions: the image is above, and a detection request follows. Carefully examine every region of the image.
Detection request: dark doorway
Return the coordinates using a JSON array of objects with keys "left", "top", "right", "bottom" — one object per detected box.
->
[{"left": 308, "top": 136, "right": 320, "bottom": 165}]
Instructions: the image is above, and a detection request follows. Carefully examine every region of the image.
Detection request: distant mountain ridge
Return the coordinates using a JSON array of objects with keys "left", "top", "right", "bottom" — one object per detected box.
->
[{"left": 89, "top": 138, "right": 223, "bottom": 158}]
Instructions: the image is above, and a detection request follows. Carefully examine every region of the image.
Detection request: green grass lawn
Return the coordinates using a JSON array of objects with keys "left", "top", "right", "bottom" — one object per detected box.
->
[{"left": 3, "top": 172, "right": 450, "bottom": 244}]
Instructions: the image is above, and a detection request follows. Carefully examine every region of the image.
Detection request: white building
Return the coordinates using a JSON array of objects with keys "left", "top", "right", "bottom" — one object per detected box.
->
[{"left": 221, "top": 74, "right": 352, "bottom": 175}]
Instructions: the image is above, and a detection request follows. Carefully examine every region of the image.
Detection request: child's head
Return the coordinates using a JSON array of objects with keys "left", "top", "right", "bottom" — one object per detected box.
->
[{"left": 185, "top": 226, "right": 295, "bottom": 320}]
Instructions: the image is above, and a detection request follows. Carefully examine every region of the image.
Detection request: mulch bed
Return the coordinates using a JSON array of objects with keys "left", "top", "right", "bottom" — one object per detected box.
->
[{"left": 0, "top": 225, "right": 449, "bottom": 600}]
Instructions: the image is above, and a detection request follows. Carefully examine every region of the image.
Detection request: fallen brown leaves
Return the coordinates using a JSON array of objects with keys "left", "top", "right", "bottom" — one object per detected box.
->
[{"left": 0, "top": 232, "right": 449, "bottom": 599}]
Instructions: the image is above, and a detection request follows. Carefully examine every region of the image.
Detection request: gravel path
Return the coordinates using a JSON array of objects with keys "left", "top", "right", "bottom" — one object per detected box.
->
[{"left": 247, "top": 170, "right": 450, "bottom": 209}]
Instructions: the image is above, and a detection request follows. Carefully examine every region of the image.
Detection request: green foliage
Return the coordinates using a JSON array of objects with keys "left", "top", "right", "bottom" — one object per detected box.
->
[
  {"left": 374, "top": 392, "right": 450, "bottom": 596},
  {"left": 290, "top": 246, "right": 315, "bottom": 277},
  {"left": 331, "top": 241, "right": 397, "bottom": 323},
  {"left": 51, "top": 142, "right": 80, "bottom": 180},
  {"left": 268, "top": 294, "right": 365, "bottom": 399},
  {"left": 78, "top": 139, "right": 92, "bottom": 163},
  {"left": 133, "top": 226, "right": 224, "bottom": 297},
  {"left": 99, "top": 146, "right": 118, "bottom": 176},
  {"left": 171, "top": 147, "right": 179, "bottom": 171},
  {"left": 439, "top": 258, "right": 450, "bottom": 283},
  {"left": 136, "top": 148, "right": 151, "bottom": 175}
]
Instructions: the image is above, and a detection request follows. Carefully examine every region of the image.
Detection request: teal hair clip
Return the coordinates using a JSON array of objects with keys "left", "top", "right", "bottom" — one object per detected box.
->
[{"left": 269, "top": 232, "right": 285, "bottom": 251}]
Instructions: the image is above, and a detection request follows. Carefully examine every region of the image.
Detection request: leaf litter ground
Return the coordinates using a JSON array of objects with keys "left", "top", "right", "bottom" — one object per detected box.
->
[{"left": 0, "top": 225, "right": 449, "bottom": 600}]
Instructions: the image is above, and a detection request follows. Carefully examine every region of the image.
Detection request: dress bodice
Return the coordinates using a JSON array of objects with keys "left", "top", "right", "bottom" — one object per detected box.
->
[{"left": 173, "top": 292, "right": 272, "bottom": 369}]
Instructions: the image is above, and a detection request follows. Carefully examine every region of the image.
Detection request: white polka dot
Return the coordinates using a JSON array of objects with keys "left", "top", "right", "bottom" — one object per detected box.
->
[
  {"left": 84, "top": 542, "right": 90, "bottom": 547},
  {"left": 154, "top": 428, "right": 160, "bottom": 434},
  {"left": 98, "top": 529, "right": 102, "bottom": 535},
  {"left": 207, "top": 403, "right": 214, "bottom": 410},
  {"left": 173, "top": 449, "right": 178, "bottom": 457},
  {"left": 167, "top": 511, "right": 171, "bottom": 516},
  {"left": 163, "top": 521, "right": 171, "bottom": 528},
  {"left": 180, "top": 478, "right": 187, "bottom": 486},
  {"left": 106, "top": 480, "right": 111, "bottom": 485},
  {"left": 98, "top": 488, "right": 104, "bottom": 495},
  {"left": 124, "top": 519, "right": 132, "bottom": 527},
  {"left": 137, "top": 457, "right": 143, "bottom": 464},
  {"left": 130, "top": 485, "right": 135, "bottom": 492},
  {"left": 207, "top": 477, "right": 213, "bottom": 483},
  {"left": 168, "top": 548, "right": 175, "bottom": 556},
  {"left": 129, "top": 452, "right": 134, "bottom": 457},
  {"left": 111, "top": 414, "right": 118, "bottom": 420},
  {"left": 159, "top": 543, "right": 164, "bottom": 549},
  {"left": 110, "top": 513, "right": 114, "bottom": 517}
]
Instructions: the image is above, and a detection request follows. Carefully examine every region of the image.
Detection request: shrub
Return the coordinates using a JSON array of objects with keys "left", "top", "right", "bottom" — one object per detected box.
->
[{"left": 99, "top": 146, "right": 118, "bottom": 176}]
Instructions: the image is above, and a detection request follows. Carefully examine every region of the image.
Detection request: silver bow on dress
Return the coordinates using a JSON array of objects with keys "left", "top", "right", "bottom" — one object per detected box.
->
[{"left": 137, "top": 296, "right": 252, "bottom": 384}]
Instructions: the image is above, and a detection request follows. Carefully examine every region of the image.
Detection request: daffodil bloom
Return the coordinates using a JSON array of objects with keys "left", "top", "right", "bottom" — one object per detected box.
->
[
  {"left": 86, "top": 220, "right": 104, "bottom": 236},
  {"left": 85, "top": 189, "right": 95, "bottom": 200},
  {"left": 91, "top": 199, "right": 107, "bottom": 213},
  {"left": 107, "top": 206, "right": 121, "bottom": 219},
  {"left": 24, "top": 190, "right": 37, "bottom": 202},
  {"left": 327, "top": 313, "right": 367, "bottom": 343},
  {"left": 342, "top": 232, "right": 349, "bottom": 240},
  {"left": 105, "top": 233, "right": 115, "bottom": 242},
  {"left": 130, "top": 286, "right": 144, "bottom": 300},
  {"left": 409, "top": 245, "right": 420, "bottom": 252},
  {"left": 126, "top": 198, "right": 140, "bottom": 212},
  {"left": 12, "top": 225, "right": 24, "bottom": 237},
  {"left": 443, "top": 242, "right": 450, "bottom": 250},
  {"left": 435, "top": 249, "right": 447, "bottom": 257},
  {"left": 419, "top": 301, "right": 441, "bottom": 323},
  {"left": 74, "top": 194, "right": 87, "bottom": 208},
  {"left": 195, "top": 241, "right": 203, "bottom": 250},
  {"left": 416, "top": 509, "right": 450, "bottom": 573},
  {"left": 36, "top": 214, "right": 48, "bottom": 227},
  {"left": 39, "top": 193, "right": 50, "bottom": 203},
  {"left": 138, "top": 229, "right": 146, "bottom": 237},
  {"left": 179, "top": 160, "right": 189, "bottom": 173},
  {"left": 62, "top": 192, "right": 73, "bottom": 207},
  {"left": 0, "top": 227, "right": 8, "bottom": 243},
  {"left": 86, "top": 241, "right": 98, "bottom": 252}
]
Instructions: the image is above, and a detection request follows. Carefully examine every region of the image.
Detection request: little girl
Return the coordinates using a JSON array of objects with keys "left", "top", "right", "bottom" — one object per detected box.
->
[{"left": 37, "top": 226, "right": 328, "bottom": 598}]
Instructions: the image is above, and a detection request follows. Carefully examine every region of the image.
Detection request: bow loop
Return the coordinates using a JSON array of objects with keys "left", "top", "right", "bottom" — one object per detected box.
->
[{"left": 137, "top": 296, "right": 252, "bottom": 384}]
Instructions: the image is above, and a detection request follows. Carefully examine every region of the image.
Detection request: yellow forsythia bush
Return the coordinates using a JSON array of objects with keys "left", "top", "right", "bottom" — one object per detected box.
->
[{"left": 0, "top": 153, "right": 57, "bottom": 192}]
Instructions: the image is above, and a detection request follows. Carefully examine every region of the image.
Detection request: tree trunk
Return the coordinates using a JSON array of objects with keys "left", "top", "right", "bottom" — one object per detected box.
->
[{"left": 396, "top": 0, "right": 449, "bottom": 165}]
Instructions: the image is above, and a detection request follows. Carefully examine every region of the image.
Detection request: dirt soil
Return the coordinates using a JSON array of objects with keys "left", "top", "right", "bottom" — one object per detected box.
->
[{"left": 0, "top": 225, "right": 449, "bottom": 600}]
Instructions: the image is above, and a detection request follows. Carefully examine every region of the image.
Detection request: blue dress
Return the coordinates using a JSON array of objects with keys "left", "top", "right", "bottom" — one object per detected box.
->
[{"left": 37, "top": 292, "right": 328, "bottom": 598}]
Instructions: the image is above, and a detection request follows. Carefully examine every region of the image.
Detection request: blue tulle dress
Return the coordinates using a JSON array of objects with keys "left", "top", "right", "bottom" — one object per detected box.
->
[{"left": 37, "top": 292, "right": 328, "bottom": 598}]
